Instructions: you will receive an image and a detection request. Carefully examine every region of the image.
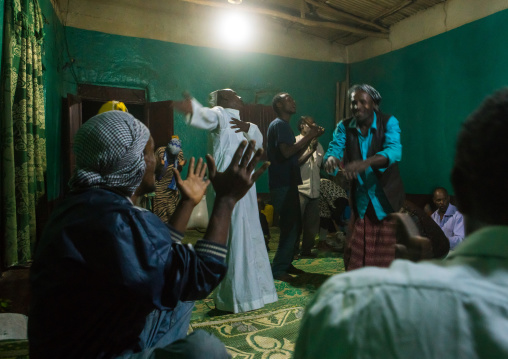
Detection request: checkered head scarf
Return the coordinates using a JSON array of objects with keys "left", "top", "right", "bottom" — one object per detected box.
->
[
  {"left": 69, "top": 110, "right": 150, "bottom": 196},
  {"left": 348, "top": 84, "right": 382, "bottom": 105}
]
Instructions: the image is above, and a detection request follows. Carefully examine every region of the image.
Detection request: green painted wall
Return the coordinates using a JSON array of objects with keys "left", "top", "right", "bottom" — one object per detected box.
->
[
  {"left": 40, "top": 0, "right": 67, "bottom": 200},
  {"left": 41, "top": 5, "right": 507, "bottom": 198},
  {"left": 350, "top": 9, "right": 508, "bottom": 195},
  {"left": 59, "top": 27, "right": 346, "bottom": 193}
]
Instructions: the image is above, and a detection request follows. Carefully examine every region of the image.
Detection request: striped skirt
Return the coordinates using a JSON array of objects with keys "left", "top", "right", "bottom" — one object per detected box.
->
[{"left": 346, "top": 211, "right": 396, "bottom": 271}]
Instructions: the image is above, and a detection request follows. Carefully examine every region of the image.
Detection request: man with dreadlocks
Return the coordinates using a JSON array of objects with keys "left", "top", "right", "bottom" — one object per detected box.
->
[
  {"left": 28, "top": 110, "right": 268, "bottom": 358},
  {"left": 173, "top": 89, "right": 278, "bottom": 313},
  {"left": 324, "top": 84, "right": 404, "bottom": 270}
]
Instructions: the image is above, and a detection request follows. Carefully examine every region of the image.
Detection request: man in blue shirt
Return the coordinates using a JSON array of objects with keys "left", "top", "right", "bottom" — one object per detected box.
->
[
  {"left": 294, "top": 87, "right": 508, "bottom": 359},
  {"left": 267, "top": 93, "right": 324, "bottom": 281},
  {"left": 324, "top": 84, "right": 404, "bottom": 270},
  {"left": 431, "top": 187, "right": 465, "bottom": 249}
]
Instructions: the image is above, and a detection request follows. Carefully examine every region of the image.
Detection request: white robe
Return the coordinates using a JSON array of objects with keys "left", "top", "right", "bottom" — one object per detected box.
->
[{"left": 186, "top": 98, "right": 278, "bottom": 313}]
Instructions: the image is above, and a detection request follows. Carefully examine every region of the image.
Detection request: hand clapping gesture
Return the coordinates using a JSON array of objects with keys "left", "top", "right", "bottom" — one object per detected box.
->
[
  {"left": 173, "top": 157, "right": 210, "bottom": 206},
  {"left": 206, "top": 140, "right": 269, "bottom": 204},
  {"left": 230, "top": 118, "right": 250, "bottom": 133}
]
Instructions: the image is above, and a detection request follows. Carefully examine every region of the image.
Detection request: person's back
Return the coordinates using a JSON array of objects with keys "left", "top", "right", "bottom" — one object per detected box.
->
[
  {"left": 29, "top": 188, "right": 171, "bottom": 357},
  {"left": 295, "top": 229, "right": 508, "bottom": 358},
  {"left": 29, "top": 109, "right": 269, "bottom": 358}
]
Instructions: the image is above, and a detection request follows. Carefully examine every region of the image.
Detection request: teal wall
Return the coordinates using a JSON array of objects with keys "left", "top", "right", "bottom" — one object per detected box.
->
[
  {"left": 37, "top": 3, "right": 508, "bottom": 198},
  {"left": 40, "top": 0, "right": 67, "bottom": 200},
  {"left": 59, "top": 27, "right": 346, "bottom": 193},
  {"left": 350, "top": 9, "right": 508, "bottom": 195}
]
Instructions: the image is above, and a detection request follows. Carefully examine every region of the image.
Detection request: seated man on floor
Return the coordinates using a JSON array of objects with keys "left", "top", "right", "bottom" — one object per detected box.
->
[
  {"left": 28, "top": 110, "right": 268, "bottom": 358},
  {"left": 294, "top": 88, "right": 508, "bottom": 358},
  {"left": 431, "top": 186, "right": 465, "bottom": 250},
  {"left": 317, "top": 177, "right": 349, "bottom": 253}
]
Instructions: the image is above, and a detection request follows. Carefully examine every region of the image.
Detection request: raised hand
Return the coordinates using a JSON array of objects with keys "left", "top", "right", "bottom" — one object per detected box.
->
[
  {"left": 173, "top": 92, "right": 193, "bottom": 115},
  {"left": 230, "top": 118, "right": 250, "bottom": 133},
  {"left": 173, "top": 157, "right": 210, "bottom": 206},
  {"left": 310, "top": 138, "right": 318, "bottom": 150},
  {"left": 308, "top": 123, "right": 325, "bottom": 138},
  {"left": 206, "top": 140, "right": 269, "bottom": 203}
]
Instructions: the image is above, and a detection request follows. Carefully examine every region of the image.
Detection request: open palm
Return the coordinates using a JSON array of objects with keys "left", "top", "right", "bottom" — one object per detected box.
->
[
  {"left": 206, "top": 140, "right": 269, "bottom": 202},
  {"left": 174, "top": 157, "right": 210, "bottom": 206}
]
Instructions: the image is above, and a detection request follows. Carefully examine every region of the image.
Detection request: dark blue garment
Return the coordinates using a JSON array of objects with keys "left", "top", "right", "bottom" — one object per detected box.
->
[
  {"left": 267, "top": 118, "right": 302, "bottom": 189},
  {"left": 161, "top": 149, "right": 178, "bottom": 190},
  {"left": 28, "top": 188, "right": 227, "bottom": 359},
  {"left": 270, "top": 186, "right": 302, "bottom": 276}
]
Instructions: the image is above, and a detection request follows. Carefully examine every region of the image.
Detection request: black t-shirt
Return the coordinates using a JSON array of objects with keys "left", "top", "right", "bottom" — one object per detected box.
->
[{"left": 267, "top": 118, "right": 302, "bottom": 189}]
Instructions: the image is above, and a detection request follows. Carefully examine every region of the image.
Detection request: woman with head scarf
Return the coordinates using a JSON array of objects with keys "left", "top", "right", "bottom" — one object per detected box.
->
[{"left": 29, "top": 110, "right": 268, "bottom": 358}]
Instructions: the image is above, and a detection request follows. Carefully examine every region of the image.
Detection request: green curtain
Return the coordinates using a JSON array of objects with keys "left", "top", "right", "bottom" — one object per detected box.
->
[{"left": 1, "top": 0, "right": 46, "bottom": 267}]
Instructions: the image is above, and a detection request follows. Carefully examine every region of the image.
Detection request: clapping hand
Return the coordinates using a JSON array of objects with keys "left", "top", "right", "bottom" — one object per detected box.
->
[
  {"left": 230, "top": 118, "right": 250, "bottom": 133},
  {"left": 173, "top": 157, "right": 210, "bottom": 206},
  {"left": 206, "top": 140, "right": 269, "bottom": 203},
  {"left": 308, "top": 123, "right": 325, "bottom": 138}
]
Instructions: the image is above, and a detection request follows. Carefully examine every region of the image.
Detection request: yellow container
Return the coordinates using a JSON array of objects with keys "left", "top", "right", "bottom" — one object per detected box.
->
[{"left": 261, "top": 204, "right": 274, "bottom": 227}]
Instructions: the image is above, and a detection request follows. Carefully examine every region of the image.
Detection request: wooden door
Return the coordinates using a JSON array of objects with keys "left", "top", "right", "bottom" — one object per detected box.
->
[
  {"left": 62, "top": 93, "right": 82, "bottom": 191},
  {"left": 240, "top": 104, "right": 277, "bottom": 160},
  {"left": 145, "top": 100, "right": 174, "bottom": 149}
]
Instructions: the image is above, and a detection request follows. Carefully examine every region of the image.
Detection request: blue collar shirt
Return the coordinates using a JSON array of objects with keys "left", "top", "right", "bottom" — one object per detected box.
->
[
  {"left": 324, "top": 112, "right": 402, "bottom": 220},
  {"left": 431, "top": 203, "right": 465, "bottom": 250}
]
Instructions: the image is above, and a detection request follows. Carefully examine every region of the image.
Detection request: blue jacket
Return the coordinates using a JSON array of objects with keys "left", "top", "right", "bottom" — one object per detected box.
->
[{"left": 29, "top": 188, "right": 227, "bottom": 358}]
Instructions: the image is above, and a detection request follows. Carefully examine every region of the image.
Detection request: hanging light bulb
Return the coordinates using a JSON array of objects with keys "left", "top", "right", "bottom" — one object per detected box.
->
[
  {"left": 228, "top": 0, "right": 242, "bottom": 4},
  {"left": 218, "top": 11, "right": 251, "bottom": 47}
]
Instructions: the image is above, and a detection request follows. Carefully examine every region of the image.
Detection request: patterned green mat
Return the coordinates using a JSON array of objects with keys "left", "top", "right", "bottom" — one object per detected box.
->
[
  {"left": 191, "top": 301, "right": 306, "bottom": 358},
  {"left": 0, "top": 228, "right": 344, "bottom": 359},
  {"left": 0, "top": 340, "right": 28, "bottom": 359},
  {"left": 187, "top": 227, "right": 345, "bottom": 358},
  {"left": 190, "top": 256, "right": 343, "bottom": 321}
]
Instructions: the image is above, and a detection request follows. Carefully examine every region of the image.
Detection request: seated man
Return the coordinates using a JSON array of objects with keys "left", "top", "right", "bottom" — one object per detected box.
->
[
  {"left": 317, "top": 177, "right": 349, "bottom": 253},
  {"left": 28, "top": 110, "right": 268, "bottom": 358},
  {"left": 431, "top": 186, "right": 465, "bottom": 250},
  {"left": 294, "top": 88, "right": 508, "bottom": 358}
]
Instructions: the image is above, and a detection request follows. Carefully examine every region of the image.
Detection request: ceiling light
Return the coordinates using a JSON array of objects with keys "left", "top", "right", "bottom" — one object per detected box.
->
[
  {"left": 218, "top": 11, "right": 251, "bottom": 46},
  {"left": 228, "top": 0, "right": 242, "bottom": 4}
]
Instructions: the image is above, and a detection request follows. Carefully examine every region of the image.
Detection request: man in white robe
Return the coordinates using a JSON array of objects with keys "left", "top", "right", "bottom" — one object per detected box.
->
[{"left": 174, "top": 89, "right": 278, "bottom": 313}]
